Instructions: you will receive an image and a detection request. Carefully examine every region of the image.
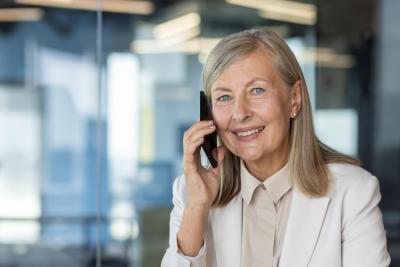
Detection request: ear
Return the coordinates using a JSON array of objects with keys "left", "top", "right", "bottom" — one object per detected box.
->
[{"left": 290, "top": 80, "right": 302, "bottom": 118}]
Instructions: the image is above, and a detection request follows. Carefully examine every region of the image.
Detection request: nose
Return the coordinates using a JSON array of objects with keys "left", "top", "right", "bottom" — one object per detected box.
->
[{"left": 232, "top": 97, "right": 252, "bottom": 122}]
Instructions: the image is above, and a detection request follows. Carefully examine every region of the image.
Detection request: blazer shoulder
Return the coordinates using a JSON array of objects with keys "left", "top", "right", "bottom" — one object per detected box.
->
[
  {"left": 326, "top": 163, "right": 379, "bottom": 194},
  {"left": 328, "top": 162, "right": 374, "bottom": 182}
]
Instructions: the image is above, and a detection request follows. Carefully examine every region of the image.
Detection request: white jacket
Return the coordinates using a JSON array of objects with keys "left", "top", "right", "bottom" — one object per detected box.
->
[{"left": 161, "top": 163, "right": 391, "bottom": 267}]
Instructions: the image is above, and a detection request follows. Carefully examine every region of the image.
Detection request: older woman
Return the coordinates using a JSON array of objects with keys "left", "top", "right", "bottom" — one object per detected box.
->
[{"left": 161, "top": 28, "right": 390, "bottom": 267}]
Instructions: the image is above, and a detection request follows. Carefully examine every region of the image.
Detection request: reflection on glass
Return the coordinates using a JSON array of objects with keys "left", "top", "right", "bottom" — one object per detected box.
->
[
  {"left": 0, "top": 87, "right": 41, "bottom": 245},
  {"left": 0, "top": 6, "right": 103, "bottom": 266},
  {"left": 107, "top": 53, "right": 140, "bottom": 243},
  {"left": 315, "top": 109, "right": 358, "bottom": 156}
]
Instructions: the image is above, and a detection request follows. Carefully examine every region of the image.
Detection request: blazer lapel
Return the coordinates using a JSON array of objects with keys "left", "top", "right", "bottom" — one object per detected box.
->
[
  {"left": 210, "top": 195, "right": 242, "bottom": 267},
  {"left": 279, "top": 189, "right": 330, "bottom": 267}
]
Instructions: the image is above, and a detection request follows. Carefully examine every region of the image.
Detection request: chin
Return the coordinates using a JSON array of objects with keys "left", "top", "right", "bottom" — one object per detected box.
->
[{"left": 234, "top": 149, "right": 264, "bottom": 162}]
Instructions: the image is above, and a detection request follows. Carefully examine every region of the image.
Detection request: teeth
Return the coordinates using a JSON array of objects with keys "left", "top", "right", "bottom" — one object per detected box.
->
[{"left": 236, "top": 127, "right": 264, "bottom": 137}]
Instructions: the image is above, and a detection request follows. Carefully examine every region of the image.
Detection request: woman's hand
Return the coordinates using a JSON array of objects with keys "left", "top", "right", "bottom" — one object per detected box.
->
[
  {"left": 177, "top": 120, "right": 225, "bottom": 257},
  {"left": 182, "top": 120, "right": 225, "bottom": 208}
]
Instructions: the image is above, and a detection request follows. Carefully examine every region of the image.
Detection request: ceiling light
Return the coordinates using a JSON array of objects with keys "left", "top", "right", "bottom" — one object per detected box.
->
[
  {"left": 15, "top": 0, "right": 154, "bottom": 15},
  {"left": 158, "top": 26, "right": 201, "bottom": 47},
  {"left": 226, "top": 0, "right": 317, "bottom": 25},
  {"left": 153, "top": 12, "right": 201, "bottom": 40},
  {"left": 131, "top": 37, "right": 222, "bottom": 55},
  {"left": 302, "top": 48, "right": 356, "bottom": 69},
  {"left": 132, "top": 38, "right": 200, "bottom": 54},
  {"left": 0, "top": 8, "right": 44, "bottom": 22}
]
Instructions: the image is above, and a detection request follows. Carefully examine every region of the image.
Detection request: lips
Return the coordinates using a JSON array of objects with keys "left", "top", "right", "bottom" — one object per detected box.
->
[{"left": 232, "top": 126, "right": 265, "bottom": 137}]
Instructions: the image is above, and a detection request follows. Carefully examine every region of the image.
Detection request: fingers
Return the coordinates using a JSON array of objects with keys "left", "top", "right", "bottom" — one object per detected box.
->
[
  {"left": 183, "top": 121, "right": 215, "bottom": 155},
  {"left": 182, "top": 120, "right": 216, "bottom": 174}
]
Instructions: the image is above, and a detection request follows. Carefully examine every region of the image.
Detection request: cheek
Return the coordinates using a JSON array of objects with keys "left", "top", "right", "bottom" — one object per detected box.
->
[
  {"left": 250, "top": 99, "right": 277, "bottom": 122},
  {"left": 254, "top": 103, "right": 270, "bottom": 118},
  {"left": 212, "top": 106, "right": 231, "bottom": 128},
  {"left": 266, "top": 103, "right": 292, "bottom": 136},
  {"left": 212, "top": 107, "right": 233, "bottom": 146},
  {"left": 261, "top": 96, "right": 290, "bottom": 121}
]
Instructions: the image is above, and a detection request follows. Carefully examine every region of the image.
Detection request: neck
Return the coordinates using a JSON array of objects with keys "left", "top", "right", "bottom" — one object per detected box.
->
[{"left": 244, "top": 153, "right": 288, "bottom": 182}]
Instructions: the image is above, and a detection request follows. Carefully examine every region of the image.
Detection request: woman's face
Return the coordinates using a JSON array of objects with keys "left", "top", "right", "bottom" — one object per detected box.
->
[{"left": 210, "top": 49, "right": 300, "bottom": 166}]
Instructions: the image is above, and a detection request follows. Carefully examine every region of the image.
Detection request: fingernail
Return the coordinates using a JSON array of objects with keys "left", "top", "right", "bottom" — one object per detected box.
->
[
  {"left": 208, "top": 120, "right": 213, "bottom": 124},
  {"left": 210, "top": 125, "right": 215, "bottom": 129}
]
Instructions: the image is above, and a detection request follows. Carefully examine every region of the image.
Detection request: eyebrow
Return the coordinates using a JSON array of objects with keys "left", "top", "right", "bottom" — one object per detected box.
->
[
  {"left": 212, "top": 87, "right": 231, "bottom": 93},
  {"left": 212, "top": 78, "right": 271, "bottom": 93}
]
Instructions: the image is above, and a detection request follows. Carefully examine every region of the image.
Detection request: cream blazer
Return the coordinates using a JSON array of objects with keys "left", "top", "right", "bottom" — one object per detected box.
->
[{"left": 161, "top": 163, "right": 391, "bottom": 267}]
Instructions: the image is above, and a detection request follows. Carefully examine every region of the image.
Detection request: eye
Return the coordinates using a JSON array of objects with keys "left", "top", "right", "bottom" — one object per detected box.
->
[
  {"left": 217, "top": 95, "right": 232, "bottom": 102},
  {"left": 250, "top": 87, "right": 265, "bottom": 95}
]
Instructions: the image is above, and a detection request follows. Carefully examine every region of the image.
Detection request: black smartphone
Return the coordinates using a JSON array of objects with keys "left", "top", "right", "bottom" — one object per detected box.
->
[{"left": 200, "top": 91, "right": 218, "bottom": 168}]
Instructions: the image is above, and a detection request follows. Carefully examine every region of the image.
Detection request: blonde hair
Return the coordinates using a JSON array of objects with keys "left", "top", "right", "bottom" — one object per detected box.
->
[{"left": 202, "top": 28, "right": 360, "bottom": 207}]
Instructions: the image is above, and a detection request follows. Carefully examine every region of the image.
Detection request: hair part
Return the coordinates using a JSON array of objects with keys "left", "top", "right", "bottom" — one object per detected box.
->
[{"left": 202, "top": 28, "right": 360, "bottom": 207}]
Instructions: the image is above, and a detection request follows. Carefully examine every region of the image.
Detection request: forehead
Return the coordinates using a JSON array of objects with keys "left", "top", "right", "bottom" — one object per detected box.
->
[{"left": 211, "top": 49, "right": 279, "bottom": 89}]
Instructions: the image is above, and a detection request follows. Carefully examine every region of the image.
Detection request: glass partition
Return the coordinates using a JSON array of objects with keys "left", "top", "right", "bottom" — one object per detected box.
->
[{"left": 0, "top": 4, "right": 104, "bottom": 267}]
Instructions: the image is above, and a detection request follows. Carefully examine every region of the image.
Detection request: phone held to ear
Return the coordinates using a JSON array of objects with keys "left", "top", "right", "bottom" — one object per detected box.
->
[{"left": 200, "top": 91, "right": 218, "bottom": 168}]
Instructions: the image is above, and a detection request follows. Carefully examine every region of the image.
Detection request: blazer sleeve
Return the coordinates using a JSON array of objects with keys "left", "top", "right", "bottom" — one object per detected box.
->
[
  {"left": 341, "top": 175, "right": 391, "bottom": 267},
  {"left": 161, "top": 175, "right": 207, "bottom": 267}
]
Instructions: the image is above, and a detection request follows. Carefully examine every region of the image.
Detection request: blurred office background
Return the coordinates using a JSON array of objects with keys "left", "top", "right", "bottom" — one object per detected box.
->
[{"left": 0, "top": 0, "right": 398, "bottom": 266}]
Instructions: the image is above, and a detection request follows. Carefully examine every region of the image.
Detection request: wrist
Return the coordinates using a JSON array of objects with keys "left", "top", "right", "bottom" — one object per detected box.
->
[{"left": 187, "top": 198, "right": 212, "bottom": 210}]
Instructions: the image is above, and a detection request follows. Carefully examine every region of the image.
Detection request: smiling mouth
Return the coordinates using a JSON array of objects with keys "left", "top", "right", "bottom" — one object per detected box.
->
[{"left": 232, "top": 126, "right": 265, "bottom": 137}]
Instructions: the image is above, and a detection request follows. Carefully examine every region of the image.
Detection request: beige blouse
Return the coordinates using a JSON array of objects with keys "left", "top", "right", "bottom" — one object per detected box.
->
[{"left": 240, "top": 161, "right": 293, "bottom": 267}]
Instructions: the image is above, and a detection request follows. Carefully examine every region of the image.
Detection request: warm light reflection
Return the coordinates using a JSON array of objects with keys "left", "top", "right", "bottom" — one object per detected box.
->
[
  {"left": 153, "top": 12, "right": 201, "bottom": 40},
  {"left": 0, "top": 8, "right": 44, "bottom": 22},
  {"left": 302, "top": 47, "right": 356, "bottom": 68},
  {"left": 156, "top": 26, "right": 201, "bottom": 47},
  {"left": 15, "top": 0, "right": 154, "bottom": 15},
  {"left": 258, "top": 9, "right": 316, "bottom": 25},
  {"left": 226, "top": 0, "right": 317, "bottom": 25},
  {"left": 132, "top": 38, "right": 200, "bottom": 54},
  {"left": 132, "top": 37, "right": 221, "bottom": 55}
]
